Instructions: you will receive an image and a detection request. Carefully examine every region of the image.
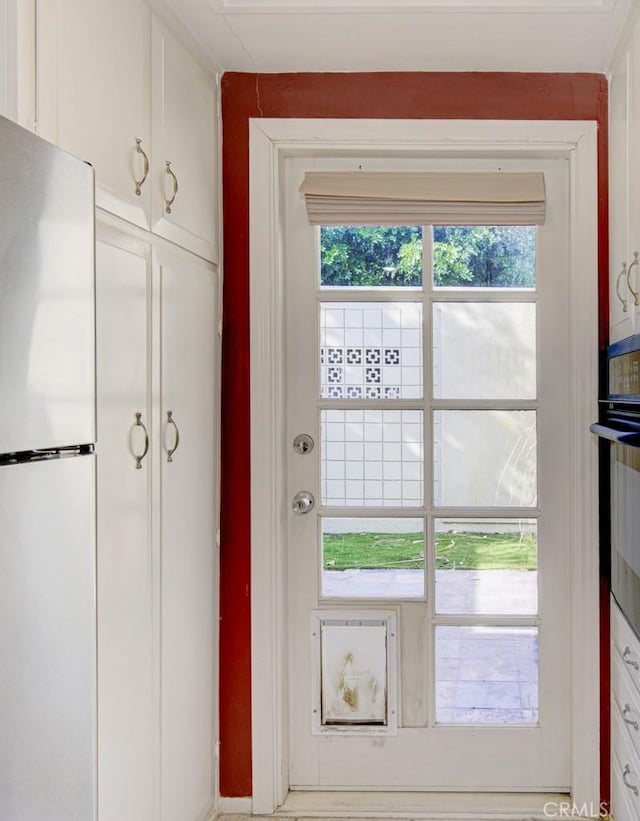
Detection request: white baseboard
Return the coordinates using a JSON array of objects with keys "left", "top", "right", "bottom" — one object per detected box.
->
[{"left": 218, "top": 797, "right": 254, "bottom": 814}]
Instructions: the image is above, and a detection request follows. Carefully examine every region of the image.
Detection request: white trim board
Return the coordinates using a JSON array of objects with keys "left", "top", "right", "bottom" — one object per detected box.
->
[
  {"left": 222, "top": 0, "right": 617, "bottom": 12},
  {"left": 275, "top": 789, "right": 584, "bottom": 819},
  {"left": 217, "top": 797, "right": 254, "bottom": 814},
  {"left": 249, "top": 118, "right": 600, "bottom": 815}
]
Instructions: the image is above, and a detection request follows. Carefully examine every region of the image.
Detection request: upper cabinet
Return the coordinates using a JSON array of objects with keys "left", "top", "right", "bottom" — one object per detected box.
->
[
  {"left": 610, "top": 45, "right": 631, "bottom": 343},
  {"left": 37, "top": 0, "right": 152, "bottom": 230},
  {"left": 610, "top": 9, "right": 640, "bottom": 343},
  {"left": 36, "top": 0, "right": 219, "bottom": 263},
  {"left": 151, "top": 17, "right": 218, "bottom": 261},
  {"left": 0, "top": 0, "right": 36, "bottom": 129}
]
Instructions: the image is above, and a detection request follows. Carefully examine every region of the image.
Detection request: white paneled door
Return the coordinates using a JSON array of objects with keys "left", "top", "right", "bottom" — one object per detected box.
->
[
  {"left": 95, "top": 237, "right": 155, "bottom": 821},
  {"left": 156, "top": 247, "right": 218, "bottom": 821},
  {"left": 285, "top": 157, "right": 572, "bottom": 790}
]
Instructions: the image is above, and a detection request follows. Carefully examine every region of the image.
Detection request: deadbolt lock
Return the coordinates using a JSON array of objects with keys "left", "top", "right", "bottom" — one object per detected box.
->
[{"left": 293, "top": 433, "right": 314, "bottom": 455}]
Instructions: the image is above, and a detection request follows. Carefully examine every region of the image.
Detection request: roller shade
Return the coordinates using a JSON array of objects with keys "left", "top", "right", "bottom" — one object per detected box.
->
[{"left": 299, "top": 171, "right": 545, "bottom": 226}]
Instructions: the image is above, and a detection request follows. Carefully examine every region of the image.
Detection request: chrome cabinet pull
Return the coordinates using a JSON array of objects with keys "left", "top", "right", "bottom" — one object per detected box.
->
[
  {"left": 166, "top": 410, "right": 180, "bottom": 463},
  {"left": 623, "top": 703, "right": 639, "bottom": 731},
  {"left": 624, "top": 647, "right": 640, "bottom": 670},
  {"left": 623, "top": 764, "right": 639, "bottom": 796},
  {"left": 131, "top": 412, "right": 149, "bottom": 470},
  {"left": 628, "top": 252, "right": 640, "bottom": 306},
  {"left": 617, "top": 262, "right": 629, "bottom": 312},
  {"left": 134, "top": 138, "right": 149, "bottom": 196},
  {"left": 164, "top": 161, "right": 179, "bottom": 214}
]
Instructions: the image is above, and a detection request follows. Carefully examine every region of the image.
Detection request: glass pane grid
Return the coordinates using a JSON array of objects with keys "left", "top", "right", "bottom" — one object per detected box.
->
[
  {"left": 320, "top": 226, "right": 423, "bottom": 289},
  {"left": 320, "top": 302, "right": 423, "bottom": 400},
  {"left": 433, "top": 410, "right": 537, "bottom": 508},
  {"left": 432, "top": 226, "right": 536, "bottom": 290},
  {"left": 433, "top": 302, "right": 536, "bottom": 401},
  {"left": 315, "top": 225, "right": 543, "bottom": 729},
  {"left": 321, "top": 517, "right": 425, "bottom": 600},
  {"left": 434, "top": 518, "right": 538, "bottom": 616},
  {"left": 435, "top": 625, "right": 539, "bottom": 725},
  {"left": 321, "top": 409, "right": 424, "bottom": 508}
]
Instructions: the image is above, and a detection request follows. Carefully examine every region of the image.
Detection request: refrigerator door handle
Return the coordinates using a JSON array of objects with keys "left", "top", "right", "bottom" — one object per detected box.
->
[{"left": 131, "top": 412, "right": 149, "bottom": 469}]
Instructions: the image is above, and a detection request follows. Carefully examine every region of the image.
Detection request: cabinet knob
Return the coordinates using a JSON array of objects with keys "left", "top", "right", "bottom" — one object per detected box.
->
[{"left": 134, "top": 138, "right": 150, "bottom": 196}]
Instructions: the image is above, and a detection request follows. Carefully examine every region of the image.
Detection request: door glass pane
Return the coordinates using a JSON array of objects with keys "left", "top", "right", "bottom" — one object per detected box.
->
[
  {"left": 433, "top": 303, "right": 536, "bottom": 400},
  {"left": 434, "top": 518, "right": 537, "bottom": 615},
  {"left": 320, "top": 302, "right": 422, "bottom": 399},
  {"left": 320, "top": 226, "right": 422, "bottom": 288},
  {"left": 321, "top": 410, "right": 423, "bottom": 507},
  {"left": 434, "top": 410, "right": 537, "bottom": 507},
  {"left": 435, "top": 626, "right": 538, "bottom": 724},
  {"left": 432, "top": 226, "right": 536, "bottom": 288},
  {"left": 321, "top": 518, "right": 424, "bottom": 599}
]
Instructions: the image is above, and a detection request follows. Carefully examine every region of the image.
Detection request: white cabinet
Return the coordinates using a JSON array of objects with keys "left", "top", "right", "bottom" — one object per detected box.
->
[
  {"left": 95, "top": 235, "right": 155, "bottom": 821},
  {"left": 36, "top": 0, "right": 219, "bottom": 262},
  {"left": 610, "top": 47, "right": 632, "bottom": 343},
  {"left": 95, "top": 219, "right": 219, "bottom": 821},
  {"left": 611, "top": 597, "right": 640, "bottom": 821},
  {"left": 37, "top": 0, "right": 152, "bottom": 229},
  {"left": 610, "top": 10, "right": 640, "bottom": 343},
  {"left": 157, "top": 246, "right": 218, "bottom": 821},
  {"left": 151, "top": 18, "right": 218, "bottom": 261},
  {"left": 0, "top": 0, "right": 36, "bottom": 129}
]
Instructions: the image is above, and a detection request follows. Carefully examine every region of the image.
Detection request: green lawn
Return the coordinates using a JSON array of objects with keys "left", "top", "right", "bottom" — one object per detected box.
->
[{"left": 323, "top": 531, "right": 537, "bottom": 571}]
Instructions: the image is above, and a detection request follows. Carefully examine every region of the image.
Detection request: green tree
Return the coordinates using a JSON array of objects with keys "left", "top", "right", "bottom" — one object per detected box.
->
[
  {"left": 319, "top": 225, "right": 535, "bottom": 287},
  {"left": 432, "top": 225, "right": 535, "bottom": 287},
  {"left": 320, "top": 226, "right": 422, "bottom": 286}
]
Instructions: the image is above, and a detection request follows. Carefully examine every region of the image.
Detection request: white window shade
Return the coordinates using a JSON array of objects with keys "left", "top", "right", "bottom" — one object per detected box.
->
[{"left": 299, "top": 171, "right": 545, "bottom": 226}]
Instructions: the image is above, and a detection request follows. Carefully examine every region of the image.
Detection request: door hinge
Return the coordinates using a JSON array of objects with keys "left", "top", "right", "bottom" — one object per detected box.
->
[
  {"left": 218, "top": 319, "right": 223, "bottom": 338},
  {"left": 216, "top": 529, "right": 221, "bottom": 548}
]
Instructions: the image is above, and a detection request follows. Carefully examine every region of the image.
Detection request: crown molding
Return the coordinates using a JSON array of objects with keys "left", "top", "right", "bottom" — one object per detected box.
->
[{"left": 213, "top": 0, "right": 617, "bottom": 15}]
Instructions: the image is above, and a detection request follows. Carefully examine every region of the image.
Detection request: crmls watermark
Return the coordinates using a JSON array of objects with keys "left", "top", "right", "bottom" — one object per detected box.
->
[{"left": 543, "top": 801, "right": 609, "bottom": 818}]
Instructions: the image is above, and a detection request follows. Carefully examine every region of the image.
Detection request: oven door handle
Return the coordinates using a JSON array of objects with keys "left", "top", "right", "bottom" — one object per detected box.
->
[{"left": 590, "top": 422, "right": 640, "bottom": 447}]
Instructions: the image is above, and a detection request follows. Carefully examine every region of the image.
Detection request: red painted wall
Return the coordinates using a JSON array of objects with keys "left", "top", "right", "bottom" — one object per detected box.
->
[{"left": 220, "top": 71, "right": 609, "bottom": 800}]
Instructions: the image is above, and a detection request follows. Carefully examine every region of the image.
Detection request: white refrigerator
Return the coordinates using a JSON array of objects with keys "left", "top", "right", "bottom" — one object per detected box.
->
[{"left": 0, "top": 114, "right": 96, "bottom": 821}]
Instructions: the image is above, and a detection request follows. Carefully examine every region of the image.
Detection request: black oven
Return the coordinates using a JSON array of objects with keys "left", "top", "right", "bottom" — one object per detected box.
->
[{"left": 591, "top": 334, "right": 640, "bottom": 640}]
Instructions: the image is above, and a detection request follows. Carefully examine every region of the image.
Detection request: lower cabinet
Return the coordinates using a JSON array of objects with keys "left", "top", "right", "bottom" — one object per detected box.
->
[
  {"left": 95, "top": 217, "right": 219, "bottom": 821},
  {"left": 611, "top": 597, "right": 640, "bottom": 821}
]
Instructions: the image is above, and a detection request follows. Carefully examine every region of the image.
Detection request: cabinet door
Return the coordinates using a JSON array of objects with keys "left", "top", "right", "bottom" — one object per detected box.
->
[
  {"left": 631, "top": 25, "right": 640, "bottom": 333},
  {"left": 95, "top": 233, "right": 155, "bottom": 821},
  {"left": 156, "top": 247, "right": 218, "bottom": 821},
  {"left": 0, "top": 0, "right": 36, "bottom": 129},
  {"left": 37, "top": 0, "right": 151, "bottom": 228},
  {"left": 151, "top": 17, "right": 218, "bottom": 262},
  {"left": 611, "top": 46, "right": 633, "bottom": 343}
]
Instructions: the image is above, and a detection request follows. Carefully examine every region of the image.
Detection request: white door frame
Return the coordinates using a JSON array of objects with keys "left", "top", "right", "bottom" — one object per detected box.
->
[{"left": 249, "top": 118, "right": 600, "bottom": 815}]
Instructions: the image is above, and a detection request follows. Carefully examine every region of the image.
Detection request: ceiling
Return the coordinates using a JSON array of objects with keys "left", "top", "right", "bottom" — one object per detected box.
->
[{"left": 165, "top": 0, "right": 634, "bottom": 74}]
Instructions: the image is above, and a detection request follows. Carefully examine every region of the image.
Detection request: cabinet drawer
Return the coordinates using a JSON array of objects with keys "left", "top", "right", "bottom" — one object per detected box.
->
[
  {"left": 613, "top": 645, "right": 640, "bottom": 764},
  {"left": 613, "top": 601, "right": 640, "bottom": 699},
  {"left": 613, "top": 704, "right": 640, "bottom": 821}
]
